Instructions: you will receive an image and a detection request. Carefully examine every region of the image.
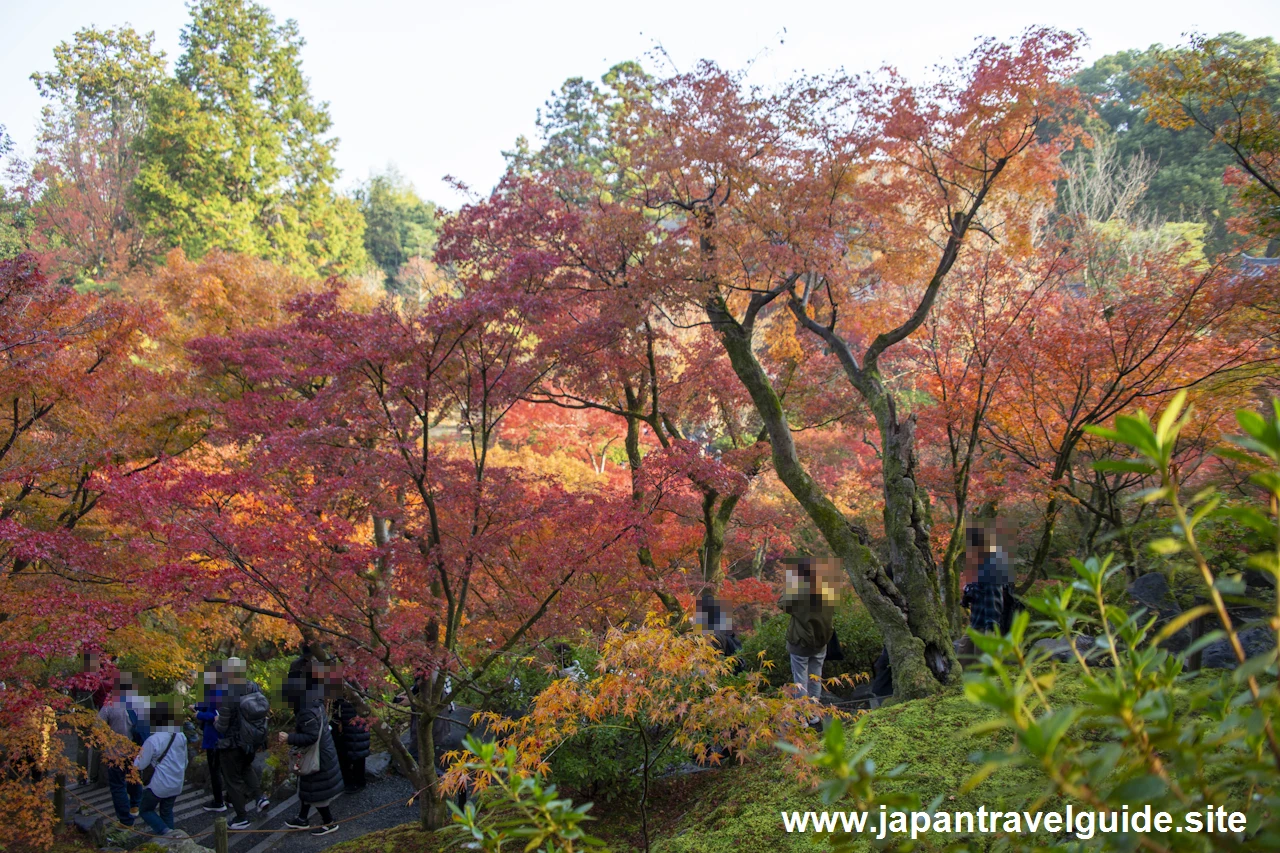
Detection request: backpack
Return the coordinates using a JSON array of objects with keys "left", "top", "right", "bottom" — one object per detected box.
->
[
  {"left": 235, "top": 688, "right": 271, "bottom": 753},
  {"left": 998, "top": 583, "right": 1025, "bottom": 636},
  {"left": 125, "top": 704, "right": 149, "bottom": 746}
]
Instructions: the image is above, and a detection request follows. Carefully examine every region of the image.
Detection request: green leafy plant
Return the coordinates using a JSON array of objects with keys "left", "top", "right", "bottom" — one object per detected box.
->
[
  {"left": 448, "top": 735, "right": 602, "bottom": 853},
  {"left": 959, "top": 392, "right": 1280, "bottom": 850},
  {"left": 788, "top": 394, "right": 1280, "bottom": 850}
]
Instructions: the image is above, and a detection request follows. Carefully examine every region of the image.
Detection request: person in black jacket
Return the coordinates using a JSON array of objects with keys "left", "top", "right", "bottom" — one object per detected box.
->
[
  {"left": 279, "top": 658, "right": 344, "bottom": 836},
  {"left": 331, "top": 691, "right": 370, "bottom": 793}
]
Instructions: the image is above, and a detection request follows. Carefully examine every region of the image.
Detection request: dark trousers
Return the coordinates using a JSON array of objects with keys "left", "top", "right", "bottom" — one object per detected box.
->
[
  {"left": 337, "top": 750, "right": 365, "bottom": 790},
  {"left": 206, "top": 748, "right": 225, "bottom": 806},
  {"left": 219, "top": 748, "right": 261, "bottom": 819},
  {"left": 106, "top": 764, "right": 141, "bottom": 823},
  {"left": 138, "top": 788, "right": 176, "bottom": 834}
]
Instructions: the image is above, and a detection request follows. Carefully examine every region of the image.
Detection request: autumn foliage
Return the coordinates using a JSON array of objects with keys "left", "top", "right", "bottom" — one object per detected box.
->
[{"left": 2, "top": 21, "right": 1280, "bottom": 850}]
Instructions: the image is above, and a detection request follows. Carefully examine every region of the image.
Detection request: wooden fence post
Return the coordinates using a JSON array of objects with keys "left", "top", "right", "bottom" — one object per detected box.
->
[
  {"left": 52, "top": 774, "right": 66, "bottom": 823},
  {"left": 214, "top": 816, "right": 229, "bottom": 853},
  {"left": 1188, "top": 613, "right": 1206, "bottom": 672}
]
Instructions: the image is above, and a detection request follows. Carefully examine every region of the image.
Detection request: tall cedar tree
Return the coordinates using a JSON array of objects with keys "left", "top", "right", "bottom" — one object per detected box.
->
[{"left": 133, "top": 0, "right": 367, "bottom": 275}]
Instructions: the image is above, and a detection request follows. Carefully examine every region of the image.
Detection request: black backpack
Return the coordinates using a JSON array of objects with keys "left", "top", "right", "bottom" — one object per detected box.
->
[{"left": 235, "top": 688, "right": 271, "bottom": 753}]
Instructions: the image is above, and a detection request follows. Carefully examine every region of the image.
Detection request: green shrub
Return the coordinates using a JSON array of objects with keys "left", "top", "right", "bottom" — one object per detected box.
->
[
  {"left": 453, "top": 638, "right": 602, "bottom": 716},
  {"left": 546, "top": 717, "right": 688, "bottom": 801},
  {"left": 793, "top": 393, "right": 1280, "bottom": 851}
]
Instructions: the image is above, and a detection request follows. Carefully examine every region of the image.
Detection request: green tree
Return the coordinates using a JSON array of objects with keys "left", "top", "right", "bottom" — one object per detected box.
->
[
  {"left": 506, "top": 60, "right": 654, "bottom": 184},
  {"left": 0, "top": 126, "right": 30, "bottom": 260},
  {"left": 134, "top": 0, "right": 366, "bottom": 275},
  {"left": 1137, "top": 33, "right": 1280, "bottom": 245},
  {"left": 354, "top": 167, "right": 438, "bottom": 287},
  {"left": 1073, "top": 34, "right": 1279, "bottom": 254},
  {"left": 25, "top": 25, "right": 165, "bottom": 282}
]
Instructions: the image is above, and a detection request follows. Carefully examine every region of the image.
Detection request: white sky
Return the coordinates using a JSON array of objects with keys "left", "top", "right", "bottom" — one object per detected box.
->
[{"left": 1, "top": 0, "right": 1275, "bottom": 209}]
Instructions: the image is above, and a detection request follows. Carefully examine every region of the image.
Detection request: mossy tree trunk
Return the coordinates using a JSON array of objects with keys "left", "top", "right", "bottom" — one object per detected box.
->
[{"left": 706, "top": 294, "right": 950, "bottom": 699}]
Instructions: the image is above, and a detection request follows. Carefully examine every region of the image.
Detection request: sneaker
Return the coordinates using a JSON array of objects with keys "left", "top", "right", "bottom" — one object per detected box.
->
[
  {"left": 202, "top": 801, "right": 227, "bottom": 812},
  {"left": 129, "top": 807, "right": 140, "bottom": 817},
  {"left": 228, "top": 817, "right": 251, "bottom": 830},
  {"left": 311, "top": 824, "right": 340, "bottom": 836},
  {"left": 283, "top": 817, "right": 310, "bottom": 830},
  {"left": 255, "top": 796, "right": 270, "bottom": 812}
]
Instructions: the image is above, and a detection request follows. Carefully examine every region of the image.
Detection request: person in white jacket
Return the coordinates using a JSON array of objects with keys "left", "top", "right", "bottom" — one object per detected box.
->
[{"left": 134, "top": 702, "right": 189, "bottom": 836}]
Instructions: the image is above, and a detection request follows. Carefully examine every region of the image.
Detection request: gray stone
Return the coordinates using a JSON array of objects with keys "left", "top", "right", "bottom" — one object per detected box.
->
[
  {"left": 185, "top": 754, "right": 209, "bottom": 787},
  {"left": 72, "top": 814, "right": 108, "bottom": 847},
  {"left": 1128, "top": 573, "right": 1190, "bottom": 652},
  {"left": 1032, "top": 636, "right": 1096, "bottom": 663},
  {"left": 365, "top": 750, "right": 393, "bottom": 780},
  {"left": 271, "top": 780, "right": 296, "bottom": 801},
  {"left": 1201, "top": 626, "right": 1277, "bottom": 670},
  {"left": 152, "top": 831, "right": 215, "bottom": 853},
  {"left": 1244, "top": 569, "right": 1275, "bottom": 590},
  {"left": 1128, "top": 572, "right": 1177, "bottom": 611}
]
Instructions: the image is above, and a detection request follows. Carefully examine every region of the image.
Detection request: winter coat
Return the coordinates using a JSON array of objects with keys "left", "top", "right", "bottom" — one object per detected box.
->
[
  {"left": 193, "top": 686, "right": 224, "bottom": 750},
  {"left": 287, "top": 697, "right": 343, "bottom": 805},
  {"left": 780, "top": 587, "right": 835, "bottom": 656},
  {"left": 214, "top": 680, "right": 264, "bottom": 752},
  {"left": 331, "top": 699, "right": 371, "bottom": 760}
]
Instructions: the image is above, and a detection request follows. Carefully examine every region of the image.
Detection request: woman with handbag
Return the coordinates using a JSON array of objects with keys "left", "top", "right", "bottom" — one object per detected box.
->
[
  {"left": 133, "top": 702, "right": 188, "bottom": 836},
  {"left": 279, "top": 659, "right": 344, "bottom": 836}
]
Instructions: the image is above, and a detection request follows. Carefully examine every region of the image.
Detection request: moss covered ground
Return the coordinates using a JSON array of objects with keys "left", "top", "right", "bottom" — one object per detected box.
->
[{"left": 328, "top": 676, "right": 1092, "bottom": 853}]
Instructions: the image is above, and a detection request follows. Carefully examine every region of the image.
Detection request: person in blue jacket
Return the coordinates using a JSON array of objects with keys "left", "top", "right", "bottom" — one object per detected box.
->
[{"left": 192, "top": 663, "right": 227, "bottom": 812}]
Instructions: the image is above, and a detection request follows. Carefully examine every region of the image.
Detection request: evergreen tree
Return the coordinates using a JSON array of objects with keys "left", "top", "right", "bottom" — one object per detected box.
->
[
  {"left": 354, "top": 167, "right": 438, "bottom": 287},
  {"left": 134, "top": 0, "right": 366, "bottom": 275},
  {"left": 1073, "top": 34, "right": 1278, "bottom": 253}
]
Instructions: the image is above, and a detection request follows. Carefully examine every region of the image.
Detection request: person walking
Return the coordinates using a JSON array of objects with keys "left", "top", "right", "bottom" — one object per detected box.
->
[
  {"left": 193, "top": 663, "right": 227, "bottom": 812},
  {"left": 96, "top": 673, "right": 145, "bottom": 826},
  {"left": 281, "top": 658, "right": 344, "bottom": 835},
  {"left": 134, "top": 702, "right": 188, "bottom": 836},
  {"left": 779, "top": 557, "right": 836, "bottom": 723},
  {"left": 214, "top": 658, "right": 271, "bottom": 830}
]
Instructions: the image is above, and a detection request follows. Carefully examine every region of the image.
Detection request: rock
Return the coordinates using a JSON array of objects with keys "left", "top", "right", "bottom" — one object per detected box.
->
[
  {"left": 185, "top": 754, "right": 209, "bottom": 787},
  {"left": 1127, "top": 573, "right": 1190, "bottom": 652},
  {"left": 271, "top": 780, "right": 296, "bottom": 801},
  {"left": 152, "top": 831, "right": 215, "bottom": 853},
  {"left": 365, "top": 750, "right": 393, "bottom": 780},
  {"left": 72, "top": 814, "right": 107, "bottom": 846},
  {"left": 1244, "top": 569, "right": 1275, "bottom": 590},
  {"left": 1201, "top": 626, "right": 1277, "bottom": 670},
  {"left": 1128, "top": 572, "right": 1177, "bottom": 610},
  {"left": 1032, "top": 636, "right": 1095, "bottom": 663}
]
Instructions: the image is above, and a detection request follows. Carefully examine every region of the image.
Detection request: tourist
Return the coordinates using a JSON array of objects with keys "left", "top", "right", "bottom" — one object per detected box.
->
[
  {"left": 96, "top": 673, "right": 146, "bottom": 826},
  {"left": 281, "top": 657, "right": 344, "bottom": 835},
  {"left": 134, "top": 702, "right": 188, "bottom": 836},
  {"left": 214, "top": 658, "right": 271, "bottom": 829},
  {"left": 779, "top": 557, "right": 837, "bottom": 720},
  {"left": 193, "top": 663, "right": 227, "bottom": 813}
]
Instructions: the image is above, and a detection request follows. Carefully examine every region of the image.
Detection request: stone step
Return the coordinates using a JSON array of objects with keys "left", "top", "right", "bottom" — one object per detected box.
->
[{"left": 230, "top": 795, "right": 299, "bottom": 852}]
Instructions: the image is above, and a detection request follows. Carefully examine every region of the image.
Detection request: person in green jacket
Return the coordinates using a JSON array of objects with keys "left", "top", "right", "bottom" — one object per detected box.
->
[{"left": 780, "top": 557, "right": 837, "bottom": 712}]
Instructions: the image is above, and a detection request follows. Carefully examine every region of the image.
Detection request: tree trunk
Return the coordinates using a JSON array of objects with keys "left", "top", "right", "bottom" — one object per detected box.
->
[
  {"left": 1021, "top": 494, "right": 1061, "bottom": 594},
  {"left": 866, "top": 378, "right": 958, "bottom": 686},
  {"left": 708, "top": 298, "right": 953, "bottom": 699},
  {"left": 699, "top": 490, "right": 738, "bottom": 586},
  {"left": 624, "top": 410, "right": 683, "bottom": 619}
]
